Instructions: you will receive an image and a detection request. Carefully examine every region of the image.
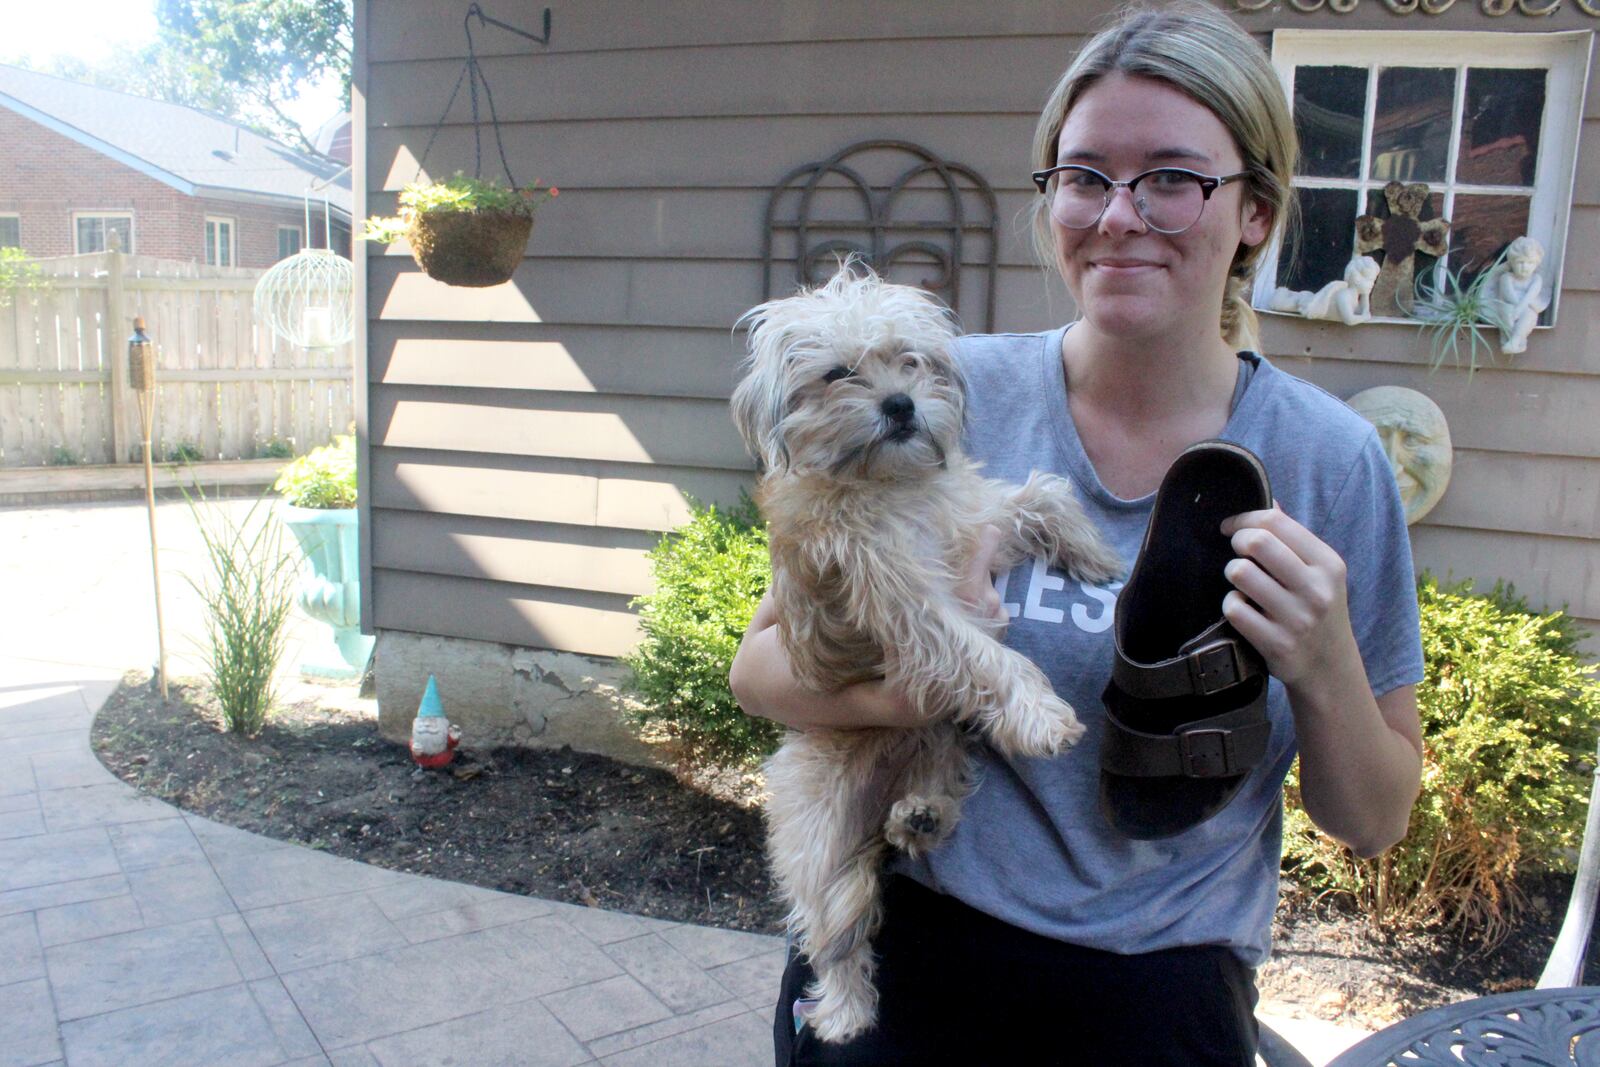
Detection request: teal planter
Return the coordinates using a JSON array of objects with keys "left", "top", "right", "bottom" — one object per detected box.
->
[{"left": 280, "top": 504, "right": 372, "bottom": 679}]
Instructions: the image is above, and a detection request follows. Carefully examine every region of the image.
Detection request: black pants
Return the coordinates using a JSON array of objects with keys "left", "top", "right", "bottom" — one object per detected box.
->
[{"left": 774, "top": 876, "right": 1258, "bottom": 1067}]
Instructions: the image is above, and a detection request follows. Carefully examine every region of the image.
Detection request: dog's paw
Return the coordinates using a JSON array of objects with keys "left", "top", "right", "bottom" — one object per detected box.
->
[
  {"left": 1059, "top": 537, "right": 1124, "bottom": 586},
  {"left": 808, "top": 987, "right": 877, "bottom": 1045},
  {"left": 989, "top": 691, "right": 1085, "bottom": 758},
  {"left": 884, "top": 794, "right": 959, "bottom": 858}
]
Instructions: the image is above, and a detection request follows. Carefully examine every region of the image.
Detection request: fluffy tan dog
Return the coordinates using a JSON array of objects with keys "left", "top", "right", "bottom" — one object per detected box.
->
[{"left": 732, "top": 267, "right": 1119, "bottom": 1044}]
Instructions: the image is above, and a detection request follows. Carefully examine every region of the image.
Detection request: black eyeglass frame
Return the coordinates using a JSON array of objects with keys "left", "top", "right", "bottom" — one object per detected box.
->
[{"left": 1029, "top": 164, "right": 1252, "bottom": 234}]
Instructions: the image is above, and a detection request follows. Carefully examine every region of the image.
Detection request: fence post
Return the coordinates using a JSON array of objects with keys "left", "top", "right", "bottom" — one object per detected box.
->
[{"left": 105, "top": 232, "right": 130, "bottom": 464}]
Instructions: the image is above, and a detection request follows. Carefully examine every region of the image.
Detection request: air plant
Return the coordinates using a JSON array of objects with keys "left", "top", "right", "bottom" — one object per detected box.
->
[{"left": 1409, "top": 250, "right": 1512, "bottom": 376}]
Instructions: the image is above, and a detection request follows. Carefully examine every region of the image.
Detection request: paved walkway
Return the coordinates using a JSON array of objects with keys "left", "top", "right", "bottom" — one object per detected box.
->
[{"left": 1, "top": 501, "right": 1372, "bottom": 1065}]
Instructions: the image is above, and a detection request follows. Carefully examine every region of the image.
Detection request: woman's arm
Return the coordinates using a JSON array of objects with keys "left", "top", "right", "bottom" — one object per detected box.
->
[
  {"left": 729, "top": 527, "right": 1009, "bottom": 732},
  {"left": 1220, "top": 506, "right": 1423, "bottom": 858}
]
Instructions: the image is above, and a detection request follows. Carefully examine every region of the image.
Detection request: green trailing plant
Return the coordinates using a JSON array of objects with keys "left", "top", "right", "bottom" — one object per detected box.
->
[
  {"left": 273, "top": 434, "right": 356, "bottom": 508},
  {"left": 1410, "top": 251, "right": 1512, "bottom": 375},
  {"left": 0, "top": 247, "right": 48, "bottom": 308},
  {"left": 361, "top": 173, "right": 558, "bottom": 244},
  {"left": 1282, "top": 575, "right": 1600, "bottom": 944},
  {"left": 626, "top": 495, "right": 779, "bottom": 766},
  {"left": 165, "top": 440, "right": 204, "bottom": 464},
  {"left": 255, "top": 436, "right": 295, "bottom": 459},
  {"left": 183, "top": 486, "right": 299, "bottom": 737}
]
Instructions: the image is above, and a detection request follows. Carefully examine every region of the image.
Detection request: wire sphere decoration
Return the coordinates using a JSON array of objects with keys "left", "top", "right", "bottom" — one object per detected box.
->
[{"left": 254, "top": 247, "right": 355, "bottom": 352}]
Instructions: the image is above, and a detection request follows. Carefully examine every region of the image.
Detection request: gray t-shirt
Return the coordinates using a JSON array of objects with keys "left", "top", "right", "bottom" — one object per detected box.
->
[{"left": 895, "top": 326, "right": 1424, "bottom": 967}]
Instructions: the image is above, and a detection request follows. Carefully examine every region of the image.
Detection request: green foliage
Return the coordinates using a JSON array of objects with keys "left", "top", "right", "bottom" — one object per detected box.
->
[
  {"left": 164, "top": 440, "right": 205, "bottom": 464},
  {"left": 0, "top": 248, "right": 48, "bottom": 308},
  {"left": 1410, "top": 252, "right": 1511, "bottom": 375},
  {"left": 183, "top": 487, "right": 298, "bottom": 737},
  {"left": 626, "top": 496, "right": 779, "bottom": 765},
  {"left": 1282, "top": 575, "right": 1600, "bottom": 942},
  {"left": 46, "top": 445, "right": 80, "bottom": 466},
  {"left": 273, "top": 434, "right": 356, "bottom": 509},
  {"left": 255, "top": 437, "right": 295, "bottom": 460},
  {"left": 361, "top": 174, "right": 558, "bottom": 243},
  {"left": 155, "top": 0, "right": 352, "bottom": 158}
]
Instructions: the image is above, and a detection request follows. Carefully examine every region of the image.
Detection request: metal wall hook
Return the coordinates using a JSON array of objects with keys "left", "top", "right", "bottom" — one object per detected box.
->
[{"left": 464, "top": 3, "right": 552, "bottom": 47}]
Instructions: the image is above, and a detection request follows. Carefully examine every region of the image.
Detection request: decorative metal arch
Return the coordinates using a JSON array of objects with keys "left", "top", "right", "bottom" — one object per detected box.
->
[{"left": 761, "top": 140, "right": 1000, "bottom": 331}]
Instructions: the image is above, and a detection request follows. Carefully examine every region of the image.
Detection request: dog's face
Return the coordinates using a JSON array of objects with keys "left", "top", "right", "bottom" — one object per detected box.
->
[{"left": 731, "top": 270, "right": 965, "bottom": 481}]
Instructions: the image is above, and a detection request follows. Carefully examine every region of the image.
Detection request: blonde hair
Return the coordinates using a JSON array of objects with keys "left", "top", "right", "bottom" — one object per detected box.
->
[{"left": 1028, "top": 0, "right": 1298, "bottom": 349}]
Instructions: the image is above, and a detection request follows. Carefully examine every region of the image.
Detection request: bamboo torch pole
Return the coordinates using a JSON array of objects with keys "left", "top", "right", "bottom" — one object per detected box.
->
[{"left": 128, "top": 317, "right": 169, "bottom": 698}]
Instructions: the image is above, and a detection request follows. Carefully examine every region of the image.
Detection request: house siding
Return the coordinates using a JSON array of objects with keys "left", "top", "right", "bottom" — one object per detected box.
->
[
  {"left": 0, "top": 107, "right": 339, "bottom": 267},
  {"left": 360, "top": 0, "right": 1600, "bottom": 656}
]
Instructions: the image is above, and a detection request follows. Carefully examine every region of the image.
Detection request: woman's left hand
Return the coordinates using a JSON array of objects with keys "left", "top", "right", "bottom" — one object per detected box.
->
[{"left": 1218, "top": 504, "right": 1356, "bottom": 690}]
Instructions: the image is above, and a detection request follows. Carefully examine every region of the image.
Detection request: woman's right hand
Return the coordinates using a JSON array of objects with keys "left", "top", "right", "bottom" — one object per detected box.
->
[{"left": 728, "top": 526, "right": 1008, "bottom": 731}]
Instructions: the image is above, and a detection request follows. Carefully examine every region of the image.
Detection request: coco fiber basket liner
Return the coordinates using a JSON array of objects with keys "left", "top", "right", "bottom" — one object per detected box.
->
[{"left": 407, "top": 209, "right": 532, "bottom": 288}]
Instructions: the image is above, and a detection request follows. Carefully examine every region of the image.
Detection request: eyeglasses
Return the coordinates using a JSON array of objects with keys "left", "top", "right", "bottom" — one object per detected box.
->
[{"left": 1030, "top": 164, "right": 1251, "bottom": 235}]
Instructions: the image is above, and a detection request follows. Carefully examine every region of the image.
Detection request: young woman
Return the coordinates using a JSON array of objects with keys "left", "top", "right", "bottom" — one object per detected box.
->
[{"left": 731, "top": 4, "right": 1425, "bottom": 1063}]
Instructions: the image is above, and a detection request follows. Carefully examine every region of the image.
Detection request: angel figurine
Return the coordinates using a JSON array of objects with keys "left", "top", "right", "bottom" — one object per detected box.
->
[
  {"left": 1267, "top": 255, "right": 1380, "bottom": 326},
  {"left": 1486, "top": 236, "right": 1550, "bottom": 355}
]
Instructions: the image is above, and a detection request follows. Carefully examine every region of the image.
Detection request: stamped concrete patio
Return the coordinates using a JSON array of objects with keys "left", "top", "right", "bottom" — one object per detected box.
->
[{"left": 0, "top": 500, "right": 1370, "bottom": 1066}]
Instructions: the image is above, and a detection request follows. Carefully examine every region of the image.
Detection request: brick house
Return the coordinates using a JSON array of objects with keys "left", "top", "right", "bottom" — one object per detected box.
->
[{"left": 0, "top": 64, "right": 352, "bottom": 267}]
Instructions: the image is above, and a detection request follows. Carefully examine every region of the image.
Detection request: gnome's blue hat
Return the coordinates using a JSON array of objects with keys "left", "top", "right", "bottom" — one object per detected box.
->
[{"left": 417, "top": 675, "right": 444, "bottom": 718}]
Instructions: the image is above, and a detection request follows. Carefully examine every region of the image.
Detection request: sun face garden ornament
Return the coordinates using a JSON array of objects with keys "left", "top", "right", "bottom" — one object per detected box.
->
[
  {"left": 1347, "top": 385, "right": 1453, "bottom": 524},
  {"left": 1356, "top": 181, "right": 1451, "bottom": 318},
  {"left": 1268, "top": 254, "right": 1380, "bottom": 325}
]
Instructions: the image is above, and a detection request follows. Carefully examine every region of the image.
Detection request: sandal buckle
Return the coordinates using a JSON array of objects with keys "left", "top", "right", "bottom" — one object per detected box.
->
[
  {"left": 1188, "top": 641, "right": 1243, "bottom": 695},
  {"left": 1178, "top": 728, "right": 1236, "bottom": 778}
]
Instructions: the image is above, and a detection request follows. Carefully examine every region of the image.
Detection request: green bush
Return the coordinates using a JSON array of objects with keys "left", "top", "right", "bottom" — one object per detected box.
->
[
  {"left": 0, "top": 248, "right": 47, "bottom": 309},
  {"left": 165, "top": 440, "right": 204, "bottom": 464},
  {"left": 255, "top": 436, "right": 295, "bottom": 460},
  {"left": 626, "top": 496, "right": 779, "bottom": 766},
  {"left": 1282, "top": 575, "right": 1600, "bottom": 941},
  {"left": 273, "top": 434, "right": 356, "bottom": 509}
]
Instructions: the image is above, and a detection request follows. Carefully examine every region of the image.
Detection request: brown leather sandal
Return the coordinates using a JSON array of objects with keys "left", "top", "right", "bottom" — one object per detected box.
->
[{"left": 1099, "top": 440, "right": 1273, "bottom": 840}]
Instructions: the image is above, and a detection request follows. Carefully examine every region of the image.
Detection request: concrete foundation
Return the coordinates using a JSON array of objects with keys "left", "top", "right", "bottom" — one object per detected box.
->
[{"left": 373, "top": 629, "right": 669, "bottom": 769}]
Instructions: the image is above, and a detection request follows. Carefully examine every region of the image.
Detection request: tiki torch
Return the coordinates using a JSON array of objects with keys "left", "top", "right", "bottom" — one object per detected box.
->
[{"left": 128, "top": 317, "right": 169, "bottom": 698}]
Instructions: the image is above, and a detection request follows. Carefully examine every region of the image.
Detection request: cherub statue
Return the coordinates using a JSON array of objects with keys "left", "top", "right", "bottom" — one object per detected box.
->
[
  {"left": 1268, "top": 255, "right": 1380, "bottom": 325},
  {"left": 1347, "top": 385, "right": 1453, "bottom": 524},
  {"left": 1485, "top": 236, "right": 1550, "bottom": 355}
]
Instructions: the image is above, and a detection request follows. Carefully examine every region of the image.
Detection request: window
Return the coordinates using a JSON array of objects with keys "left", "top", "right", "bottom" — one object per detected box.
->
[
  {"left": 1256, "top": 30, "right": 1589, "bottom": 324},
  {"left": 73, "top": 213, "right": 133, "bottom": 254},
  {"left": 205, "top": 216, "right": 236, "bottom": 267},
  {"left": 277, "top": 225, "right": 303, "bottom": 260},
  {"left": 0, "top": 215, "right": 18, "bottom": 248}
]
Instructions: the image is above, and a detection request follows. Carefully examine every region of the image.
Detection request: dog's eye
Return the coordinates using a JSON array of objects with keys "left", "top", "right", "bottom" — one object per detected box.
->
[
  {"left": 902, "top": 355, "right": 920, "bottom": 371},
  {"left": 822, "top": 366, "right": 856, "bottom": 384}
]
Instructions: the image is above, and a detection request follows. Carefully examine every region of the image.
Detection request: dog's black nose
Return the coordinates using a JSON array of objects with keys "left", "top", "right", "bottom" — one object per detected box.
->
[{"left": 881, "top": 393, "right": 915, "bottom": 423}]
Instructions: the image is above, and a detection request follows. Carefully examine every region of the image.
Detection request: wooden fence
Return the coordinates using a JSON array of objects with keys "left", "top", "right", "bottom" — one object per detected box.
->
[{"left": 0, "top": 247, "right": 353, "bottom": 468}]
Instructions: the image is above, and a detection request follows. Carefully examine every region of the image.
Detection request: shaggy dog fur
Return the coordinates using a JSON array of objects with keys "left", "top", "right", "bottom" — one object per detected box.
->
[{"left": 731, "top": 268, "right": 1119, "bottom": 1044}]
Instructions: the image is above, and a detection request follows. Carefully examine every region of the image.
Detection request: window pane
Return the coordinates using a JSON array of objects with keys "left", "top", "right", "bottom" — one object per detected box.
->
[
  {"left": 1294, "top": 66, "right": 1367, "bottom": 179},
  {"left": 1457, "top": 68, "right": 1544, "bottom": 188},
  {"left": 220, "top": 222, "right": 232, "bottom": 267},
  {"left": 108, "top": 218, "right": 131, "bottom": 253},
  {"left": 1449, "top": 193, "right": 1531, "bottom": 284},
  {"left": 205, "top": 221, "right": 217, "bottom": 265},
  {"left": 0, "top": 217, "right": 18, "bottom": 248},
  {"left": 1278, "top": 186, "right": 1359, "bottom": 293},
  {"left": 278, "top": 228, "right": 301, "bottom": 259},
  {"left": 1371, "top": 67, "right": 1455, "bottom": 185},
  {"left": 77, "top": 217, "right": 103, "bottom": 254}
]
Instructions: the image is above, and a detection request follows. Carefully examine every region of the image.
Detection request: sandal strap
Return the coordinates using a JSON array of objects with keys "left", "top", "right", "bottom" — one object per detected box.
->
[
  {"left": 1099, "top": 689, "right": 1272, "bottom": 779},
  {"left": 1110, "top": 620, "right": 1265, "bottom": 701}
]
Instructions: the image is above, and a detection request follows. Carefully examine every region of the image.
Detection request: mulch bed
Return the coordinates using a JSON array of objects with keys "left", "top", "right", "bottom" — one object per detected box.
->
[{"left": 89, "top": 672, "right": 1595, "bottom": 1031}]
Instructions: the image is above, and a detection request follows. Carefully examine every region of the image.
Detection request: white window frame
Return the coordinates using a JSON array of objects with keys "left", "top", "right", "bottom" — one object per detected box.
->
[
  {"left": 277, "top": 225, "right": 303, "bottom": 260},
  {"left": 0, "top": 213, "right": 19, "bottom": 248},
  {"left": 72, "top": 211, "right": 134, "bottom": 254},
  {"left": 205, "top": 215, "right": 237, "bottom": 267},
  {"left": 1255, "top": 29, "right": 1592, "bottom": 327}
]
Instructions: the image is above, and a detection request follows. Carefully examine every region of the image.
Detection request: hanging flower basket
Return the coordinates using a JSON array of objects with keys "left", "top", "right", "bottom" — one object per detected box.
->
[{"left": 363, "top": 174, "right": 556, "bottom": 288}]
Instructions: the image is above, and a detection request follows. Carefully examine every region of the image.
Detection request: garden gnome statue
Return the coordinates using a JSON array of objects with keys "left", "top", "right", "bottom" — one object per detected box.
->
[{"left": 409, "top": 675, "right": 460, "bottom": 768}]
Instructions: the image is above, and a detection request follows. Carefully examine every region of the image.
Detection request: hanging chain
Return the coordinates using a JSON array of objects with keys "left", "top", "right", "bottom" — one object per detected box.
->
[{"left": 413, "top": 4, "right": 550, "bottom": 190}]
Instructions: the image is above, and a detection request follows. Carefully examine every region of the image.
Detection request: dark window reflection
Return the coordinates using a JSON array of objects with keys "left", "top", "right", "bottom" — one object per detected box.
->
[
  {"left": 1279, "top": 187, "right": 1359, "bottom": 292},
  {"left": 1295, "top": 66, "right": 1368, "bottom": 179},
  {"left": 1458, "top": 68, "right": 1545, "bottom": 187},
  {"left": 1449, "top": 194, "right": 1531, "bottom": 284},
  {"left": 1371, "top": 67, "right": 1455, "bottom": 185}
]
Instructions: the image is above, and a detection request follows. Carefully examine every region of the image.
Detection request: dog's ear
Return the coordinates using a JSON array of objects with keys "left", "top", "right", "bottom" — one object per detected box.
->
[{"left": 731, "top": 301, "right": 794, "bottom": 472}]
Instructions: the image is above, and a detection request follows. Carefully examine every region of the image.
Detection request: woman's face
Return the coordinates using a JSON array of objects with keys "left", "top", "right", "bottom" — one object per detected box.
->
[{"left": 1050, "top": 72, "right": 1272, "bottom": 343}]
